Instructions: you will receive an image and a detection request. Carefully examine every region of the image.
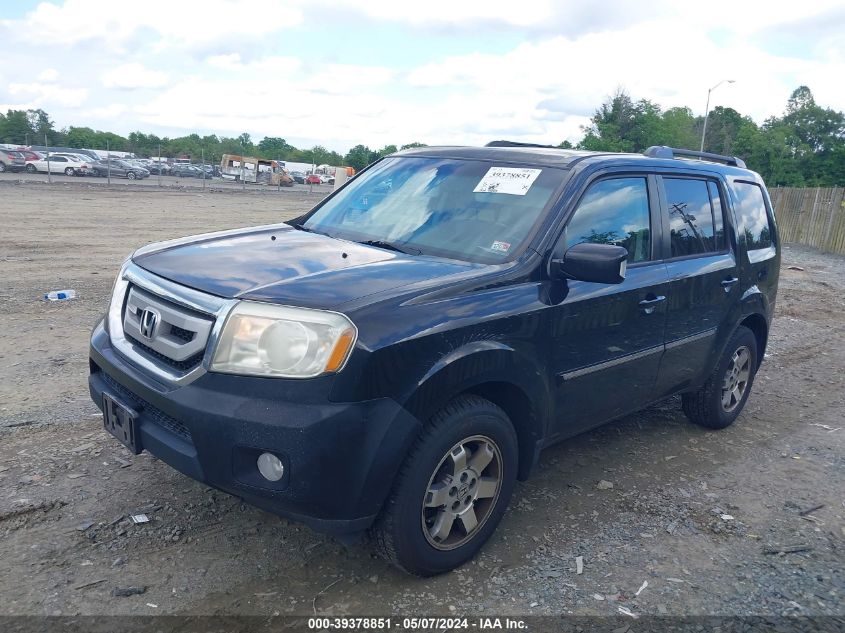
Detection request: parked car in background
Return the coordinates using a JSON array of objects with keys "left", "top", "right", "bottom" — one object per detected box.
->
[
  {"left": 25, "top": 154, "right": 90, "bottom": 176},
  {"left": 290, "top": 171, "right": 306, "bottom": 184},
  {"left": 170, "top": 164, "right": 207, "bottom": 178},
  {"left": 90, "top": 159, "right": 150, "bottom": 179},
  {"left": 0, "top": 149, "right": 27, "bottom": 173},
  {"left": 305, "top": 174, "right": 321, "bottom": 184},
  {"left": 50, "top": 153, "right": 98, "bottom": 175},
  {"left": 17, "top": 150, "right": 44, "bottom": 162},
  {"left": 147, "top": 163, "right": 170, "bottom": 175}
]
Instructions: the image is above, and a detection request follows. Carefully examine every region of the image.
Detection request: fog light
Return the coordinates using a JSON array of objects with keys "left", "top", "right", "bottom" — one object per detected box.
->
[{"left": 256, "top": 452, "right": 284, "bottom": 482}]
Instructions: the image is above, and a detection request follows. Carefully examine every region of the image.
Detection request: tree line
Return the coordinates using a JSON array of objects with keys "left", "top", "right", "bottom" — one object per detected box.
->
[
  {"left": 574, "top": 86, "right": 844, "bottom": 186},
  {"left": 1, "top": 85, "right": 841, "bottom": 184}
]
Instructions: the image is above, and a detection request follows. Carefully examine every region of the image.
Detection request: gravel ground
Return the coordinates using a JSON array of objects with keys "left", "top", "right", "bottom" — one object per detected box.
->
[{"left": 0, "top": 180, "right": 843, "bottom": 619}]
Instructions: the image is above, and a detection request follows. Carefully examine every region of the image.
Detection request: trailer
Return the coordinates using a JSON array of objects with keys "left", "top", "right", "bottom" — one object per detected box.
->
[{"left": 219, "top": 154, "right": 293, "bottom": 186}]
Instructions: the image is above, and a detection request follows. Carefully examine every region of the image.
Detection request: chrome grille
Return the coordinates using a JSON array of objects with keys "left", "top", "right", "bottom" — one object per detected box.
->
[
  {"left": 123, "top": 286, "right": 213, "bottom": 366},
  {"left": 108, "top": 262, "right": 236, "bottom": 386}
]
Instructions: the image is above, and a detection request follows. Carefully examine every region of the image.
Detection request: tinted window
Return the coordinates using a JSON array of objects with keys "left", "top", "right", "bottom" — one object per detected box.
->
[
  {"left": 565, "top": 177, "right": 651, "bottom": 262},
  {"left": 664, "top": 178, "right": 716, "bottom": 257},
  {"left": 733, "top": 182, "right": 773, "bottom": 250},
  {"left": 52, "top": 156, "right": 66, "bottom": 162},
  {"left": 708, "top": 181, "right": 725, "bottom": 251}
]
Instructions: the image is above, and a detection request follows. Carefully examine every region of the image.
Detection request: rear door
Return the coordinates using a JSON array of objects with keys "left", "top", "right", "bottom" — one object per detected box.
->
[
  {"left": 654, "top": 175, "right": 740, "bottom": 397},
  {"left": 550, "top": 174, "right": 669, "bottom": 438}
]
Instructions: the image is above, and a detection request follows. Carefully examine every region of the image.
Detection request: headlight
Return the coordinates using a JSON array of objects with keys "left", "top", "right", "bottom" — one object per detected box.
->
[{"left": 210, "top": 302, "right": 357, "bottom": 378}]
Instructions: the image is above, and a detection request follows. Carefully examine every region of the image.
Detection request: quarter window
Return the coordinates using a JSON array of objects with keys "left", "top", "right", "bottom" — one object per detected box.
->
[
  {"left": 564, "top": 177, "right": 651, "bottom": 263},
  {"left": 733, "top": 182, "right": 773, "bottom": 250}
]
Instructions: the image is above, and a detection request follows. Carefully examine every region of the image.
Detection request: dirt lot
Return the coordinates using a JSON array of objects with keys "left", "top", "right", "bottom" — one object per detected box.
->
[{"left": 0, "top": 179, "right": 843, "bottom": 619}]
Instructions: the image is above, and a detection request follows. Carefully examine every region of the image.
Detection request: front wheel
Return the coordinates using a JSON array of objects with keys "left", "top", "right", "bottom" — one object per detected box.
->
[
  {"left": 26, "top": 163, "right": 37, "bottom": 173},
  {"left": 682, "top": 325, "right": 758, "bottom": 429},
  {"left": 372, "top": 395, "right": 517, "bottom": 576},
  {"left": 127, "top": 172, "right": 136, "bottom": 180}
]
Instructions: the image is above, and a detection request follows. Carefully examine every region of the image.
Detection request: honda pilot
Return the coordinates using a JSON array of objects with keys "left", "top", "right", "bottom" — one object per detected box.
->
[{"left": 89, "top": 143, "right": 779, "bottom": 575}]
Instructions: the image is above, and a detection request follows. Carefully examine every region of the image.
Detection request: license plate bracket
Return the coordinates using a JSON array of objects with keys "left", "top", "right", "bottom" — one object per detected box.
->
[{"left": 102, "top": 393, "right": 141, "bottom": 455}]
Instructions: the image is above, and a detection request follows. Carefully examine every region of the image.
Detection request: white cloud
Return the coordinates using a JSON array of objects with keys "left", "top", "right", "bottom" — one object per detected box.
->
[
  {"left": 101, "top": 64, "right": 170, "bottom": 90},
  {"left": 6, "top": 82, "right": 88, "bottom": 108},
  {"left": 37, "top": 68, "right": 59, "bottom": 82},
  {"left": 8, "top": 0, "right": 305, "bottom": 52}
]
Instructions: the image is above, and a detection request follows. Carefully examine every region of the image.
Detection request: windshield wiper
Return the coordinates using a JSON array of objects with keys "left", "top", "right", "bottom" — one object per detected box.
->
[{"left": 357, "top": 239, "right": 421, "bottom": 255}]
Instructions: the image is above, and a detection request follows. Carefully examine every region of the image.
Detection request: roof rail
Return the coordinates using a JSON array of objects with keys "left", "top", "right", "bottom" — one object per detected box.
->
[
  {"left": 643, "top": 145, "right": 746, "bottom": 169},
  {"left": 485, "top": 140, "right": 563, "bottom": 149}
]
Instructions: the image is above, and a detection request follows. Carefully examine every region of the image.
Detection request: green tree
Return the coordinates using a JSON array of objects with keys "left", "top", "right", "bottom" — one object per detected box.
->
[
  {"left": 578, "top": 90, "right": 663, "bottom": 152},
  {"left": 344, "top": 144, "right": 373, "bottom": 171},
  {"left": 0, "top": 109, "right": 35, "bottom": 144},
  {"left": 400, "top": 142, "right": 427, "bottom": 150},
  {"left": 257, "top": 136, "right": 292, "bottom": 158}
]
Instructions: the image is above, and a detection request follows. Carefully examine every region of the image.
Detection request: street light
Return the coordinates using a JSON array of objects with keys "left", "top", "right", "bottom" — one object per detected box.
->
[{"left": 700, "top": 79, "right": 735, "bottom": 152}]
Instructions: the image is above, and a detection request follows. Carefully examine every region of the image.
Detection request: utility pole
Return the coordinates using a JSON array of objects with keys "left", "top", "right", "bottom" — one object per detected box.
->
[{"left": 107, "top": 140, "right": 111, "bottom": 185}]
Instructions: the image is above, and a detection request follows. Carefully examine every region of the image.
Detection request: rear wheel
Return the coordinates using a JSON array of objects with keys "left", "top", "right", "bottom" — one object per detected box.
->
[
  {"left": 0, "top": 162, "right": 6, "bottom": 173},
  {"left": 64, "top": 167, "right": 75, "bottom": 176},
  {"left": 372, "top": 395, "right": 517, "bottom": 576},
  {"left": 127, "top": 172, "right": 136, "bottom": 180},
  {"left": 682, "top": 326, "right": 758, "bottom": 429}
]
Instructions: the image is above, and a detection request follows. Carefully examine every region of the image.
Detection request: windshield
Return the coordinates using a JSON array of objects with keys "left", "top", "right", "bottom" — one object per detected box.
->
[{"left": 303, "top": 156, "right": 562, "bottom": 263}]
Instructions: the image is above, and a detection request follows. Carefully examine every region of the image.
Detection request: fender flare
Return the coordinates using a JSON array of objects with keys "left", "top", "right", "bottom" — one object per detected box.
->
[{"left": 403, "top": 340, "right": 551, "bottom": 480}]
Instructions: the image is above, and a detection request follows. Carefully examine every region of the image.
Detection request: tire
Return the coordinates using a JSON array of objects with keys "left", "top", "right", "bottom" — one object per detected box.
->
[
  {"left": 64, "top": 167, "right": 75, "bottom": 176},
  {"left": 0, "top": 162, "right": 6, "bottom": 173},
  {"left": 91, "top": 169, "right": 100, "bottom": 177},
  {"left": 372, "top": 394, "right": 518, "bottom": 576},
  {"left": 26, "top": 163, "right": 37, "bottom": 173},
  {"left": 682, "top": 325, "right": 758, "bottom": 429},
  {"left": 127, "top": 172, "right": 136, "bottom": 180}
]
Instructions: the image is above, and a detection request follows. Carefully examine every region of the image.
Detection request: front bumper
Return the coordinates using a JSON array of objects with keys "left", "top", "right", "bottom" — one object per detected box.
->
[{"left": 89, "top": 321, "right": 421, "bottom": 535}]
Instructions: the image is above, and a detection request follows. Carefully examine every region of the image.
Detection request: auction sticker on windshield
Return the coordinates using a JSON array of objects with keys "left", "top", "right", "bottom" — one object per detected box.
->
[{"left": 473, "top": 166, "right": 542, "bottom": 195}]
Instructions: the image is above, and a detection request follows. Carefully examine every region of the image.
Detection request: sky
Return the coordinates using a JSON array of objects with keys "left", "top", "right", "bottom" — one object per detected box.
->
[{"left": 1, "top": 0, "right": 843, "bottom": 153}]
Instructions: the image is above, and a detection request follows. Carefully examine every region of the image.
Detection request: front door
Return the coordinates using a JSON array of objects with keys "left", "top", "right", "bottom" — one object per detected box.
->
[{"left": 550, "top": 175, "right": 668, "bottom": 438}]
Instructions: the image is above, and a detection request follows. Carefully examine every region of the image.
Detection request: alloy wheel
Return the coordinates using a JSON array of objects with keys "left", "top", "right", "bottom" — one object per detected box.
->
[
  {"left": 721, "top": 346, "right": 751, "bottom": 412},
  {"left": 421, "top": 435, "right": 503, "bottom": 551}
]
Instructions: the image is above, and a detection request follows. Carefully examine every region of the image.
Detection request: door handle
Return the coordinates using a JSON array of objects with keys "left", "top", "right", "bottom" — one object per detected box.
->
[
  {"left": 639, "top": 295, "right": 666, "bottom": 314},
  {"left": 721, "top": 277, "right": 739, "bottom": 292}
]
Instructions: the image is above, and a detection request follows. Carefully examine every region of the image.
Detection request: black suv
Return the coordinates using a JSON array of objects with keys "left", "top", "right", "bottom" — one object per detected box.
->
[{"left": 89, "top": 144, "right": 779, "bottom": 575}]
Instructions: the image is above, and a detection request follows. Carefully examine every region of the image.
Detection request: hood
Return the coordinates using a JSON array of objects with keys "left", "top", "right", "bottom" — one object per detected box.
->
[{"left": 132, "top": 226, "right": 476, "bottom": 309}]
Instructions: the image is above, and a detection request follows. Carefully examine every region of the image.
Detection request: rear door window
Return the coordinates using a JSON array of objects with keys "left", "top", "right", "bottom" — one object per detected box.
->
[
  {"left": 732, "top": 182, "right": 773, "bottom": 250},
  {"left": 663, "top": 178, "right": 719, "bottom": 257},
  {"left": 564, "top": 177, "right": 651, "bottom": 263}
]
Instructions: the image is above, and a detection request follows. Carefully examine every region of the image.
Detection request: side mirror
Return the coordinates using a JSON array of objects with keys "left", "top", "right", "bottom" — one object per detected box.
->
[{"left": 550, "top": 242, "right": 628, "bottom": 284}]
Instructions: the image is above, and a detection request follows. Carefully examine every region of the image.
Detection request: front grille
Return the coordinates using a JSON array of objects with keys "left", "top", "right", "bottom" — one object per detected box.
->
[
  {"left": 99, "top": 371, "right": 192, "bottom": 441},
  {"left": 170, "top": 325, "right": 196, "bottom": 343},
  {"left": 121, "top": 284, "right": 214, "bottom": 376},
  {"left": 126, "top": 335, "right": 206, "bottom": 372}
]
